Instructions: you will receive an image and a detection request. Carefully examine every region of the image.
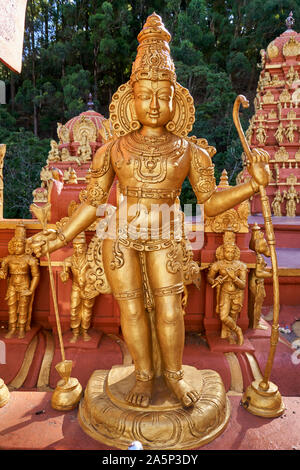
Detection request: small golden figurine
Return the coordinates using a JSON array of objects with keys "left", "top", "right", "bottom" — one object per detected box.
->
[
  {"left": 256, "top": 122, "right": 267, "bottom": 145},
  {"left": 47, "top": 139, "right": 61, "bottom": 163},
  {"left": 207, "top": 230, "right": 247, "bottom": 345},
  {"left": 248, "top": 224, "right": 272, "bottom": 329},
  {"left": 274, "top": 123, "right": 285, "bottom": 144},
  {"left": 285, "top": 120, "right": 297, "bottom": 143},
  {"left": 77, "top": 134, "right": 92, "bottom": 163},
  {"left": 0, "top": 222, "right": 40, "bottom": 339},
  {"left": 61, "top": 147, "right": 80, "bottom": 165},
  {"left": 283, "top": 184, "right": 299, "bottom": 216},
  {"left": 271, "top": 188, "right": 283, "bottom": 216},
  {"left": 60, "top": 232, "right": 97, "bottom": 343}
]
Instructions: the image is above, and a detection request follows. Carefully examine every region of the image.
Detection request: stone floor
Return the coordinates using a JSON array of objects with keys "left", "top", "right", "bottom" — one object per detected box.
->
[{"left": 0, "top": 391, "right": 299, "bottom": 451}]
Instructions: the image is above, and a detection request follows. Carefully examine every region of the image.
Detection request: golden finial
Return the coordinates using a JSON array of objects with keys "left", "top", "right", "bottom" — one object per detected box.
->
[{"left": 218, "top": 169, "right": 230, "bottom": 188}]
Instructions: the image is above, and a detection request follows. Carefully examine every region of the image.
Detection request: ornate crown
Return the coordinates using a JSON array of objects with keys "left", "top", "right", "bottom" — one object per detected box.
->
[{"left": 130, "top": 13, "right": 176, "bottom": 86}]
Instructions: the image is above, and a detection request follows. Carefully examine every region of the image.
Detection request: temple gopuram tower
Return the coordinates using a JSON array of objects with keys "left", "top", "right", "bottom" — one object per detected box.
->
[{"left": 238, "top": 12, "right": 300, "bottom": 216}]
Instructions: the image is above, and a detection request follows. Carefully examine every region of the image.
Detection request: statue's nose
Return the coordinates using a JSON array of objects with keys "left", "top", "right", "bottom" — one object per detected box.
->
[{"left": 150, "top": 93, "right": 159, "bottom": 111}]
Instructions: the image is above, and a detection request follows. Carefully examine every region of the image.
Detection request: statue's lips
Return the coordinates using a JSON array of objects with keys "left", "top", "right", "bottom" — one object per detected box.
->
[{"left": 148, "top": 113, "right": 160, "bottom": 118}]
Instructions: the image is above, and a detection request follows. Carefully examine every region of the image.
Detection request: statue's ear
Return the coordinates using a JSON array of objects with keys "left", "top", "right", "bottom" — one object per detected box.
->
[
  {"left": 215, "top": 246, "right": 223, "bottom": 260},
  {"left": 166, "top": 82, "right": 195, "bottom": 136},
  {"left": 128, "top": 98, "right": 141, "bottom": 132},
  {"left": 234, "top": 246, "right": 241, "bottom": 260}
]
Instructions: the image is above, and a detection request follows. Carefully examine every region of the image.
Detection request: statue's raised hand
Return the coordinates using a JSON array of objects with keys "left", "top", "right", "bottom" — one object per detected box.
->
[
  {"left": 247, "top": 148, "right": 270, "bottom": 188},
  {"left": 26, "top": 229, "right": 60, "bottom": 258}
]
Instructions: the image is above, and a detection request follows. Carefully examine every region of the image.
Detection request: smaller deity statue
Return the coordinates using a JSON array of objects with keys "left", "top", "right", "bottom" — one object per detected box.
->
[
  {"left": 248, "top": 224, "right": 272, "bottom": 329},
  {"left": 256, "top": 122, "right": 267, "bottom": 145},
  {"left": 274, "top": 123, "right": 285, "bottom": 145},
  {"left": 0, "top": 223, "right": 40, "bottom": 339},
  {"left": 47, "top": 140, "right": 61, "bottom": 163},
  {"left": 67, "top": 168, "right": 78, "bottom": 184},
  {"left": 40, "top": 166, "right": 53, "bottom": 184},
  {"left": 245, "top": 118, "right": 254, "bottom": 145},
  {"left": 285, "top": 120, "right": 298, "bottom": 143},
  {"left": 60, "top": 147, "right": 81, "bottom": 165},
  {"left": 271, "top": 74, "right": 284, "bottom": 87},
  {"left": 77, "top": 134, "right": 92, "bottom": 163},
  {"left": 258, "top": 49, "right": 266, "bottom": 70},
  {"left": 59, "top": 232, "right": 97, "bottom": 342},
  {"left": 32, "top": 186, "right": 48, "bottom": 203},
  {"left": 283, "top": 184, "right": 300, "bottom": 216},
  {"left": 286, "top": 66, "right": 299, "bottom": 88},
  {"left": 271, "top": 188, "right": 283, "bottom": 216},
  {"left": 207, "top": 229, "right": 247, "bottom": 345}
]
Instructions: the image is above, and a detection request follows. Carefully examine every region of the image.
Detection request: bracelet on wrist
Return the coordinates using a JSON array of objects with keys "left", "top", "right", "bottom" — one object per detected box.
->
[{"left": 56, "top": 229, "right": 69, "bottom": 246}]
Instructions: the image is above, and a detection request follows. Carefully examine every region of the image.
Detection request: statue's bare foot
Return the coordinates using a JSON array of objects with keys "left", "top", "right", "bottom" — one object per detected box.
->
[
  {"left": 18, "top": 328, "right": 26, "bottom": 339},
  {"left": 82, "top": 331, "right": 91, "bottom": 342},
  {"left": 5, "top": 328, "right": 16, "bottom": 339},
  {"left": 69, "top": 334, "right": 79, "bottom": 343},
  {"left": 125, "top": 379, "right": 153, "bottom": 408},
  {"left": 164, "top": 371, "right": 199, "bottom": 408}
]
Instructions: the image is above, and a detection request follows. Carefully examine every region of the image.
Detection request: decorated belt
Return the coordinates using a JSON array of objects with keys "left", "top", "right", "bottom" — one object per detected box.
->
[
  {"left": 119, "top": 186, "right": 181, "bottom": 199},
  {"left": 118, "top": 237, "right": 175, "bottom": 252}
]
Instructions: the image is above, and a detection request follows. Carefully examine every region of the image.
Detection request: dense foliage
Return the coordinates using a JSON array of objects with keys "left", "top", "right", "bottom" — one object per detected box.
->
[{"left": 1, "top": 0, "right": 300, "bottom": 217}]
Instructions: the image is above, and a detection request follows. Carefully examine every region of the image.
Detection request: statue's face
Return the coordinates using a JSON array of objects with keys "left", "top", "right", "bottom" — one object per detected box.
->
[
  {"left": 133, "top": 79, "right": 174, "bottom": 128},
  {"left": 73, "top": 242, "right": 86, "bottom": 255},
  {"left": 15, "top": 240, "right": 25, "bottom": 255},
  {"left": 224, "top": 246, "right": 235, "bottom": 261}
]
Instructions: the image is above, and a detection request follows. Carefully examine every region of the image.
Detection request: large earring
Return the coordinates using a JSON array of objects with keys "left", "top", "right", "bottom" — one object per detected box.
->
[
  {"left": 129, "top": 100, "right": 141, "bottom": 131},
  {"left": 165, "top": 100, "right": 176, "bottom": 133},
  {"left": 166, "top": 120, "right": 176, "bottom": 132}
]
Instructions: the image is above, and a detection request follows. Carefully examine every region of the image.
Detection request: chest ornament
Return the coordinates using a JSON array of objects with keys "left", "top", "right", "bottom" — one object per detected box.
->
[{"left": 119, "top": 131, "right": 187, "bottom": 183}]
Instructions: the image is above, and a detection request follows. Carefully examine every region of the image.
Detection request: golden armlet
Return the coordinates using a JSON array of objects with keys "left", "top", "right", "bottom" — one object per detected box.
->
[{"left": 86, "top": 182, "right": 108, "bottom": 208}]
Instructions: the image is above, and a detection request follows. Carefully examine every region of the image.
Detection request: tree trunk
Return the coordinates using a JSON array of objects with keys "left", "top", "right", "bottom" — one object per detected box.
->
[
  {"left": 29, "top": 0, "right": 38, "bottom": 136},
  {"left": 10, "top": 72, "right": 15, "bottom": 112}
]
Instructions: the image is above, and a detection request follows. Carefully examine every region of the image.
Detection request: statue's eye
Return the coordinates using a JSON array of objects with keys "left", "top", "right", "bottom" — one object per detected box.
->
[
  {"left": 138, "top": 94, "right": 151, "bottom": 100},
  {"left": 158, "top": 95, "right": 170, "bottom": 100}
]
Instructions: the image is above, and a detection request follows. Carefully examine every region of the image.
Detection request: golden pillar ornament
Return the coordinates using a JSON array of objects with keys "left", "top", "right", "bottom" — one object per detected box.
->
[{"left": 27, "top": 14, "right": 272, "bottom": 448}]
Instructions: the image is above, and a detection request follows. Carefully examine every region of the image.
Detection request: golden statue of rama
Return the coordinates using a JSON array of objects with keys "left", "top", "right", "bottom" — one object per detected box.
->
[
  {"left": 1, "top": 222, "right": 40, "bottom": 339},
  {"left": 28, "top": 14, "right": 270, "bottom": 445},
  {"left": 60, "top": 232, "right": 97, "bottom": 342}
]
